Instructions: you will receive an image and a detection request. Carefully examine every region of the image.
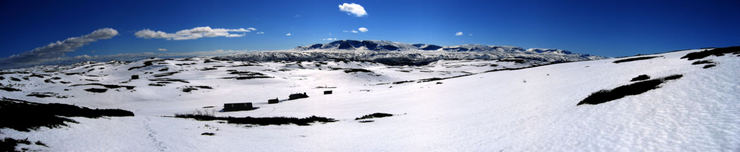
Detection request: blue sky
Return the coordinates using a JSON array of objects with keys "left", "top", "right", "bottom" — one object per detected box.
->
[{"left": 1, "top": 0, "right": 740, "bottom": 59}]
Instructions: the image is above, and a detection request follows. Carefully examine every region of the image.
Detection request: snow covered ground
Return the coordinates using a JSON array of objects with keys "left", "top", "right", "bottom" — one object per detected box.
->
[{"left": 0, "top": 48, "right": 738, "bottom": 151}]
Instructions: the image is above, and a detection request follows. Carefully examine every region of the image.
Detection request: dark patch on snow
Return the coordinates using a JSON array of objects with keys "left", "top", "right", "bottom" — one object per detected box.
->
[
  {"left": 173, "top": 113, "right": 336, "bottom": 126},
  {"left": 28, "top": 73, "right": 45, "bottom": 79},
  {"left": 222, "top": 71, "right": 272, "bottom": 80},
  {"left": 343, "top": 68, "right": 373, "bottom": 73},
  {"left": 0, "top": 97, "right": 134, "bottom": 132},
  {"left": 128, "top": 59, "right": 164, "bottom": 70},
  {"left": 230, "top": 63, "right": 261, "bottom": 67},
  {"left": 201, "top": 132, "right": 215, "bottom": 136},
  {"left": 0, "top": 71, "right": 30, "bottom": 75},
  {"left": 681, "top": 46, "right": 740, "bottom": 60},
  {"left": 70, "top": 83, "right": 135, "bottom": 90},
  {"left": 203, "top": 59, "right": 216, "bottom": 63},
  {"left": 0, "top": 138, "right": 39, "bottom": 152},
  {"left": 201, "top": 67, "right": 217, "bottom": 71},
  {"left": 417, "top": 74, "right": 473, "bottom": 83},
  {"left": 355, "top": 113, "right": 393, "bottom": 120},
  {"left": 10, "top": 77, "right": 21, "bottom": 81},
  {"left": 612, "top": 56, "right": 661, "bottom": 63},
  {"left": 84, "top": 88, "right": 108, "bottom": 93},
  {"left": 691, "top": 60, "right": 714, "bottom": 65},
  {"left": 221, "top": 76, "right": 273, "bottom": 80},
  {"left": 630, "top": 75, "right": 650, "bottom": 82},
  {"left": 228, "top": 71, "right": 265, "bottom": 75},
  {"left": 27, "top": 92, "right": 67, "bottom": 98},
  {"left": 577, "top": 74, "right": 683, "bottom": 106},
  {"left": 499, "top": 58, "right": 526, "bottom": 64},
  {"left": 0, "top": 86, "right": 22, "bottom": 92},
  {"left": 149, "top": 78, "right": 190, "bottom": 83},
  {"left": 372, "top": 57, "right": 436, "bottom": 66},
  {"left": 181, "top": 86, "right": 213, "bottom": 93},
  {"left": 35, "top": 141, "right": 46, "bottom": 147},
  {"left": 703, "top": 64, "right": 716, "bottom": 69},
  {"left": 175, "top": 63, "right": 197, "bottom": 66},
  {"left": 153, "top": 71, "right": 179, "bottom": 77},
  {"left": 148, "top": 83, "right": 166, "bottom": 87},
  {"left": 64, "top": 72, "right": 84, "bottom": 76}
]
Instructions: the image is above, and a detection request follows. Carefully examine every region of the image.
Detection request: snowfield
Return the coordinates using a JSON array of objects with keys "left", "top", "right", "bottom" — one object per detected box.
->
[{"left": 0, "top": 48, "right": 738, "bottom": 151}]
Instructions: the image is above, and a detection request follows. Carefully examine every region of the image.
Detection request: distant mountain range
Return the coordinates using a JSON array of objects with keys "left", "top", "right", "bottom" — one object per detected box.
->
[
  {"left": 220, "top": 40, "right": 603, "bottom": 66},
  {"left": 296, "top": 40, "right": 575, "bottom": 55}
]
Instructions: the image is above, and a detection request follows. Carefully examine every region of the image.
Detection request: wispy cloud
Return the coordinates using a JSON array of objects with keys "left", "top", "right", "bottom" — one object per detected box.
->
[
  {"left": 358, "top": 27, "right": 368, "bottom": 32},
  {"left": 322, "top": 38, "right": 337, "bottom": 41},
  {"left": 338, "top": 3, "right": 367, "bottom": 17},
  {"left": 158, "top": 48, "right": 168, "bottom": 52},
  {"left": 285, "top": 33, "right": 292, "bottom": 36},
  {"left": 256, "top": 31, "right": 265, "bottom": 34},
  {"left": 455, "top": 32, "right": 464, "bottom": 36},
  {"left": 0, "top": 28, "right": 118, "bottom": 69},
  {"left": 135, "top": 26, "right": 256, "bottom": 40}
]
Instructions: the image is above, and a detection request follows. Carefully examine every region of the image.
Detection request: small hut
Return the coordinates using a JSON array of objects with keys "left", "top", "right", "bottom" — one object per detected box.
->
[
  {"left": 223, "top": 102, "right": 253, "bottom": 111},
  {"left": 289, "top": 92, "right": 309, "bottom": 100},
  {"left": 268, "top": 98, "right": 279, "bottom": 104}
]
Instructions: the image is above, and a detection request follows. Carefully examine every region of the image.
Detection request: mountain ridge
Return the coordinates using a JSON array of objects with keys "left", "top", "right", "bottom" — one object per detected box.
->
[{"left": 296, "top": 40, "right": 576, "bottom": 55}]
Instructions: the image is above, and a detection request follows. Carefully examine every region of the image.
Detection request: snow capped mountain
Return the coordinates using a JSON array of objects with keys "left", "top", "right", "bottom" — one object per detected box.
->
[
  {"left": 297, "top": 40, "right": 574, "bottom": 54},
  {"left": 297, "top": 40, "right": 419, "bottom": 51}
]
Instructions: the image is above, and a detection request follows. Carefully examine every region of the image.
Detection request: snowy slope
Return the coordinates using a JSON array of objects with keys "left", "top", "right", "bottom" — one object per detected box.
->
[{"left": 0, "top": 48, "right": 738, "bottom": 151}]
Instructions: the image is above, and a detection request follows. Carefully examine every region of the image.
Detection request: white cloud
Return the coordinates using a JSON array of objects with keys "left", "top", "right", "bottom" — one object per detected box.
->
[
  {"left": 256, "top": 32, "right": 264, "bottom": 34},
  {"left": 345, "top": 27, "right": 368, "bottom": 34},
  {"left": 158, "top": 48, "right": 168, "bottom": 52},
  {"left": 135, "top": 26, "right": 256, "bottom": 40},
  {"left": 285, "top": 33, "right": 292, "bottom": 36},
  {"left": 455, "top": 32, "right": 464, "bottom": 36},
  {"left": 338, "top": 3, "right": 367, "bottom": 17},
  {"left": 0, "top": 28, "right": 119, "bottom": 69},
  {"left": 322, "top": 38, "right": 337, "bottom": 41}
]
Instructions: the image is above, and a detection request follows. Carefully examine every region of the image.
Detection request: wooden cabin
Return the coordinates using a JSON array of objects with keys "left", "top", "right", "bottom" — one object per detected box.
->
[
  {"left": 289, "top": 92, "right": 309, "bottom": 100},
  {"left": 223, "top": 102, "right": 253, "bottom": 111},
  {"left": 268, "top": 98, "right": 279, "bottom": 104}
]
